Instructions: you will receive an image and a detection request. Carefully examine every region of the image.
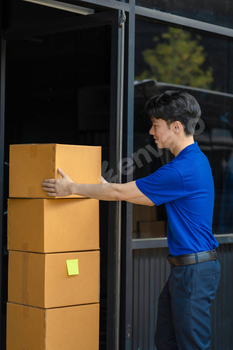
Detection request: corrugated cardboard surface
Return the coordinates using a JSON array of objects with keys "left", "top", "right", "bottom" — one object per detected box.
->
[
  {"left": 7, "top": 198, "right": 99, "bottom": 252},
  {"left": 7, "top": 198, "right": 44, "bottom": 252},
  {"left": 9, "top": 144, "right": 101, "bottom": 198},
  {"left": 7, "top": 302, "right": 99, "bottom": 350},
  {"left": 9, "top": 144, "right": 55, "bottom": 198},
  {"left": 7, "top": 302, "right": 46, "bottom": 350},
  {"left": 133, "top": 205, "right": 158, "bottom": 232},
  {"left": 137, "top": 220, "right": 167, "bottom": 238},
  {"left": 8, "top": 250, "right": 100, "bottom": 308},
  {"left": 55, "top": 144, "right": 101, "bottom": 186}
]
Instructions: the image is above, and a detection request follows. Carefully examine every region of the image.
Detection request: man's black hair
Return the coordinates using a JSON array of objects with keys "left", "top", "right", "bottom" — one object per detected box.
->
[{"left": 145, "top": 90, "right": 201, "bottom": 136}]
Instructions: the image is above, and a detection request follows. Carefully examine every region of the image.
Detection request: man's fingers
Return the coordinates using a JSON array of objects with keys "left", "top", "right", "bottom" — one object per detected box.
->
[
  {"left": 42, "top": 169, "right": 71, "bottom": 196},
  {"left": 101, "top": 176, "right": 108, "bottom": 184},
  {"left": 43, "top": 186, "right": 56, "bottom": 191},
  {"left": 42, "top": 179, "right": 56, "bottom": 184},
  {"left": 42, "top": 182, "right": 55, "bottom": 188},
  {"left": 58, "top": 168, "right": 66, "bottom": 178},
  {"left": 46, "top": 192, "right": 57, "bottom": 197}
]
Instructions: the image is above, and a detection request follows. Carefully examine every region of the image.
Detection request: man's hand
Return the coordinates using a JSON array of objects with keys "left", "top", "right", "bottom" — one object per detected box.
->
[
  {"left": 101, "top": 176, "right": 108, "bottom": 184},
  {"left": 42, "top": 168, "right": 73, "bottom": 197}
]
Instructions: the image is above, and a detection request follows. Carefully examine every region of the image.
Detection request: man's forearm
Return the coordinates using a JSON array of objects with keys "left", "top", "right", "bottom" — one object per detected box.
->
[
  {"left": 69, "top": 182, "right": 123, "bottom": 201},
  {"left": 126, "top": 196, "right": 154, "bottom": 206},
  {"left": 69, "top": 183, "right": 155, "bottom": 205},
  {"left": 43, "top": 168, "right": 148, "bottom": 201}
]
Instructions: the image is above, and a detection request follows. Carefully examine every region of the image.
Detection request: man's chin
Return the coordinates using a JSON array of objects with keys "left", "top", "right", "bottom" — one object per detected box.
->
[
  {"left": 155, "top": 142, "right": 164, "bottom": 150},
  {"left": 157, "top": 143, "right": 170, "bottom": 151}
]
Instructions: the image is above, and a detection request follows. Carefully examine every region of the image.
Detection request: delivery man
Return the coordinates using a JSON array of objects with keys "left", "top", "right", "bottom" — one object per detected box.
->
[{"left": 42, "top": 90, "right": 220, "bottom": 350}]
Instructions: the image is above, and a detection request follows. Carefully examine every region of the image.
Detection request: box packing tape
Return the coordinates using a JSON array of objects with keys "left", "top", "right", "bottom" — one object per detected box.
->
[{"left": 22, "top": 252, "right": 29, "bottom": 306}]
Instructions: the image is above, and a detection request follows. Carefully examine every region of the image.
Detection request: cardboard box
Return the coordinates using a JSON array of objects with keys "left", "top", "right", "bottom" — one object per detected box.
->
[
  {"left": 133, "top": 220, "right": 167, "bottom": 239},
  {"left": 7, "top": 198, "right": 99, "bottom": 253},
  {"left": 8, "top": 250, "right": 100, "bottom": 308},
  {"left": 9, "top": 144, "right": 101, "bottom": 198},
  {"left": 133, "top": 204, "right": 158, "bottom": 232},
  {"left": 7, "top": 302, "right": 99, "bottom": 350}
]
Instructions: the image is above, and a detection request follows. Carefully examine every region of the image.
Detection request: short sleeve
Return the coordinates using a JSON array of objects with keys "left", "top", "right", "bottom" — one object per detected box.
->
[{"left": 135, "top": 164, "right": 184, "bottom": 206}]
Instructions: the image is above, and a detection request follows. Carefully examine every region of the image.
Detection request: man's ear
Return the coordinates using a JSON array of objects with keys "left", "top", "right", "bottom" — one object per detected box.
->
[{"left": 173, "top": 121, "right": 182, "bottom": 134}]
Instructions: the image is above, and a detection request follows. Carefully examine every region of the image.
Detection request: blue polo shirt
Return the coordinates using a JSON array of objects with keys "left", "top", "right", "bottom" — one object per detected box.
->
[{"left": 136, "top": 142, "right": 218, "bottom": 256}]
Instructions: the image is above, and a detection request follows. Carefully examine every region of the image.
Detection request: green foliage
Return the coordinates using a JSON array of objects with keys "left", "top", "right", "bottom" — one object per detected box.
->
[{"left": 136, "top": 28, "right": 214, "bottom": 89}]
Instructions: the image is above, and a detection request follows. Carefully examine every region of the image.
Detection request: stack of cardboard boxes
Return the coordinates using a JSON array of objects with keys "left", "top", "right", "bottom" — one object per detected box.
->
[{"left": 6, "top": 144, "right": 101, "bottom": 350}]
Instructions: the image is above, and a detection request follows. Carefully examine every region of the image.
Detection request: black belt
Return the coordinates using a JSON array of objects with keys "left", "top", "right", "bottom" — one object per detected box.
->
[{"left": 167, "top": 249, "right": 217, "bottom": 267}]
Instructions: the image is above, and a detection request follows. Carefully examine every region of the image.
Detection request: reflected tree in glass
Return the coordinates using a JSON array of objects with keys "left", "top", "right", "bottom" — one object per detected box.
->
[{"left": 136, "top": 28, "right": 214, "bottom": 89}]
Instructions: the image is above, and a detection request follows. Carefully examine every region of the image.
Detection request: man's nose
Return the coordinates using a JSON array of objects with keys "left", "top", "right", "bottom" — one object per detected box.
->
[{"left": 149, "top": 126, "right": 154, "bottom": 135}]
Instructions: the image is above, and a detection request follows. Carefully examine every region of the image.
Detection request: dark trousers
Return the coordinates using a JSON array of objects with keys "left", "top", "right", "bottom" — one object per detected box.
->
[{"left": 155, "top": 259, "right": 221, "bottom": 350}]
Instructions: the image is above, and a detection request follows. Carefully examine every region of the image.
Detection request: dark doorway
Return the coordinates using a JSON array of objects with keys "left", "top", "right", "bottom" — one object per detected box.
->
[{"left": 3, "top": 24, "right": 112, "bottom": 350}]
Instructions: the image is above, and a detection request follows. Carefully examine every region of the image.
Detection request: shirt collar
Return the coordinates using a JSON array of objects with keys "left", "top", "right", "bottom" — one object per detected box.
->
[{"left": 176, "top": 142, "right": 199, "bottom": 158}]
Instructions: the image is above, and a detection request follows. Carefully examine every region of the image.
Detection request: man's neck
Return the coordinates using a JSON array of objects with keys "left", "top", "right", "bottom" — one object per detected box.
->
[{"left": 171, "top": 136, "right": 195, "bottom": 157}]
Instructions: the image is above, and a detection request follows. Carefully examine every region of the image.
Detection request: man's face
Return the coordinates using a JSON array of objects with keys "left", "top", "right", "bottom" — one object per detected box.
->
[{"left": 149, "top": 117, "right": 178, "bottom": 150}]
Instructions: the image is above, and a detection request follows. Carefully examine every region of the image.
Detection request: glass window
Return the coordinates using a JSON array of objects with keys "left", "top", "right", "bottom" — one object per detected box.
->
[
  {"left": 133, "top": 18, "right": 233, "bottom": 239},
  {"left": 136, "top": 0, "right": 233, "bottom": 30}
]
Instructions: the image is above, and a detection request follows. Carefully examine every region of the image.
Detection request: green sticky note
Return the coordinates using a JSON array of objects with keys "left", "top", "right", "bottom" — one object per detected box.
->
[{"left": 66, "top": 259, "right": 79, "bottom": 276}]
